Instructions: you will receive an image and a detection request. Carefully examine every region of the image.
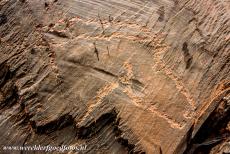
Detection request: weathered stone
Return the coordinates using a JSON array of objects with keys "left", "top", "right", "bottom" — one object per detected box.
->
[{"left": 0, "top": 0, "right": 229, "bottom": 154}]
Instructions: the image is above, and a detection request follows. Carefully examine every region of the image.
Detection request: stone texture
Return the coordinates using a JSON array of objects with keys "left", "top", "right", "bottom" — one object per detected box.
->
[{"left": 0, "top": 0, "right": 229, "bottom": 153}]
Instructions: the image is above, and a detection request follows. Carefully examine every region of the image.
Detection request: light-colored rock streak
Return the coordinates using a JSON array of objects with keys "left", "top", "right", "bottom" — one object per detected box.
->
[
  {"left": 161, "top": 65, "right": 197, "bottom": 110},
  {"left": 119, "top": 60, "right": 185, "bottom": 129},
  {"left": 78, "top": 82, "right": 119, "bottom": 124},
  {"left": 149, "top": 34, "right": 197, "bottom": 110},
  {"left": 123, "top": 86, "right": 185, "bottom": 129}
]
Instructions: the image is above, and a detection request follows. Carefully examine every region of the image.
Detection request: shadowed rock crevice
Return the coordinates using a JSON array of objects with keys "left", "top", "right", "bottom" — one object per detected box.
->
[
  {"left": 0, "top": 14, "right": 7, "bottom": 26},
  {"left": 182, "top": 42, "right": 193, "bottom": 69},
  {"left": 184, "top": 94, "right": 230, "bottom": 154},
  {"left": 77, "top": 111, "right": 117, "bottom": 139},
  {"left": 113, "top": 118, "right": 145, "bottom": 154},
  {"left": 157, "top": 6, "right": 165, "bottom": 22},
  {"left": 77, "top": 110, "right": 143, "bottom": 153},
  {"left": 0, "top": 63, "right": 19, "bottom": 109},
  {"left": 31, "top": 114, "right": 76, "bottom": 134}
]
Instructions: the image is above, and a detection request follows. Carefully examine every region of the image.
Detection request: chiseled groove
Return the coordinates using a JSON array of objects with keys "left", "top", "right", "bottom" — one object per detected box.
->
[
  {"left": 119, "top": 60, "right": 185, "bottom": 129},
  {"left": 78, "top": 83, "right": 119, "bottom": 126},
  {"left": 148, "top": 106, "right": 185, "bottom": 129},
  {"left": 120, "top": 88, "right": 185, "bottom": 129},
  {"left": 161, "top": 65, "right": 197, "bottom": 109},
  {"left": 124, "top": 88, "right": 185, "bottom": 129},
  {"left": 92, "top": 67, "right": 118, "bottom": 79},
  {"left": 145, "top": 34, "right": 197, "bottom": 110}
]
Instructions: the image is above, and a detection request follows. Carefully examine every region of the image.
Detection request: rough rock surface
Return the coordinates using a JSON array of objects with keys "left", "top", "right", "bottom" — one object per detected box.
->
[{"left": 0, "top": 0, "right": 229, "bottom": 153}]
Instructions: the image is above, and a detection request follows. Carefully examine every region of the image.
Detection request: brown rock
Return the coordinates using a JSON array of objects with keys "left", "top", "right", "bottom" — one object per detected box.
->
[{"left": 0, "top": 0, "right": 229, "bottom": 154}]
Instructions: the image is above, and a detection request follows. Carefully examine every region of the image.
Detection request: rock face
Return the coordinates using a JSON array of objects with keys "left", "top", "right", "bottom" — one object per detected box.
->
[{"left": 0, "top": 0, "right": 229, "bottom": 153}]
